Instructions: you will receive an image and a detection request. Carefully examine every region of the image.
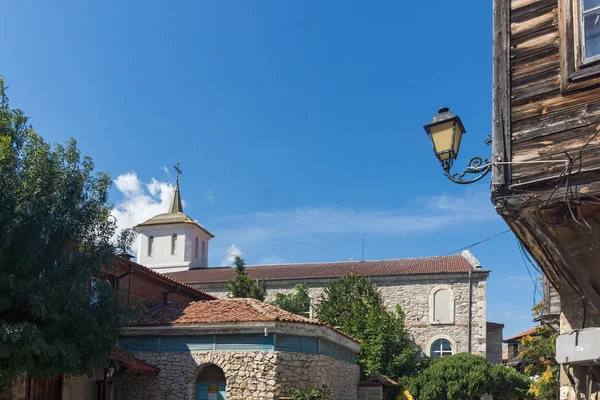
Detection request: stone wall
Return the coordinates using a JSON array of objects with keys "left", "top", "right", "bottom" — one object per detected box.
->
[
  {"left": 486, "top": 324, "right": 504, "bottom": 364},
  {"left": 357, "top": 385, "right": 382, "bottom": 400},
  {"left": 194, "top": 272, "right": 489, "bottom": 358},
  {"left": 115, "top": 350, "right": 359, "bottom": 400},
  {"left": 276, "top": 352, "right": 359, "bottom": 399}
]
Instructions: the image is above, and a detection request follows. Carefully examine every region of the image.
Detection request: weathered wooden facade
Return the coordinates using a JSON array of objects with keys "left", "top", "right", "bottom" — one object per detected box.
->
[{"left": 492, "top": 0, "right": 600, "bottom": 397}]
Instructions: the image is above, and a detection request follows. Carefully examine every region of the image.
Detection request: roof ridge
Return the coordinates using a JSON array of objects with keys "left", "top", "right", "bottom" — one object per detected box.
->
[{"left": 233, "top": 255, "right": 465, "bottom": 268}]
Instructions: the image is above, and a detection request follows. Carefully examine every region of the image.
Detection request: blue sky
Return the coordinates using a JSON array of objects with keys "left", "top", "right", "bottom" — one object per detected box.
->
[{"left": 1, "top": 1, "right": 541, "bottom": 338}]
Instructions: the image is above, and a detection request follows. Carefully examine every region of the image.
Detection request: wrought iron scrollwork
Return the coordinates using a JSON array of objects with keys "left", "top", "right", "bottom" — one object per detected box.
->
[
  {"left": 439, "top": 136, "right": 493, "bottom": 184},
  {"left": 442, "top": 157, "right": 492, "bottom": 184}
]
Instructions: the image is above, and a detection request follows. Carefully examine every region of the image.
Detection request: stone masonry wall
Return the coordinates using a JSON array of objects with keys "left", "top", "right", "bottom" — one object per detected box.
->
[
  {"left": 195, "top": 273, "right": 488, "bottom": 358},
  {"left": 357, "top": 385, "right": 383, "bottom": 400},
  {"left": 114, "top": 350, "right": 359, "bottom": 400},
  {"left": 486, "top": 325, "right": 503, "bottom": 364}
]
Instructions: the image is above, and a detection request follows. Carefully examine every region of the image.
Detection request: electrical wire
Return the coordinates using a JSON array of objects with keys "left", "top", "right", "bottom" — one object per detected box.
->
[
  {"left": 516, "top": 238, "right": 543, "bottom": 304},
  {"left": 441, "top": 229, "right": 511, "bottom": 256}
]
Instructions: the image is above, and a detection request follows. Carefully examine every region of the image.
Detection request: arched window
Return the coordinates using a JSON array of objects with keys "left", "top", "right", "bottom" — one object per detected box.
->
[
  {"left": 202, "top": 241, "right": 206, "bottom": 263},
  {"left": 195, "top": 237, "right": 199, "bottom": 259},
  {"left": 148, "top": 236, "right": 154, "bottom": 257},
  {"left": 171, "top": 234, "right": 177, "bottom": 255},
  {"left": 429, "top": 286, "right": 454, "bottom": 324},
  {"left": 430, "top": 339, "right": 453, "bottom": 358}
]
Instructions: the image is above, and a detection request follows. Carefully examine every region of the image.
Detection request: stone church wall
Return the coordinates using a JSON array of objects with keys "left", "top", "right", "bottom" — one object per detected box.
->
[
  {"left": 114, "top": 350, "right": 359, "bottom": 400},
  {"left": 194, "top": 272, "right": 490, "bottom": 359}
]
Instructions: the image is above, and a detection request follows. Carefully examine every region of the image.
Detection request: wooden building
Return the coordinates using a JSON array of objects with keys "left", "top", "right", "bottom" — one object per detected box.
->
[{"left": 492, "top": 0, "right": 600, "bottom": 397}]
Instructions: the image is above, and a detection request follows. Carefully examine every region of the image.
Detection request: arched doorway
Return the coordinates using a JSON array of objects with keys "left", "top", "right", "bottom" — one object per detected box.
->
[{"left": 196, "top": 364, "right": 226, "bottom": 400}]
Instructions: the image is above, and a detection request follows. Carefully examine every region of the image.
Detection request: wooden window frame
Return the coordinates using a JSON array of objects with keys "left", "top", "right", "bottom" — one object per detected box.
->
[{"left": 560, "top": 0, "right": 600, "bottom": 91}]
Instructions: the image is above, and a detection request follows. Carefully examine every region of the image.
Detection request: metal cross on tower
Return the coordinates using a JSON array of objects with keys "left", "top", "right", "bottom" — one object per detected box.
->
[{"left": 174, "top": 163, "right": 183, "bottom": 182}]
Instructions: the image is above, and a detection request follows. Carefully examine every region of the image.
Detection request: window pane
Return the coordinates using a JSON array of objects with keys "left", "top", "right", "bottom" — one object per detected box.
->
[
  {"left": 431, "top": 339, "right": 453, "bottom": 358},
  {"left": 584, "top": 10, "right": 600, "bottom": 59},
  {"left": 441, "top": 340, "right": 452, "bottom": 352},
  {"left": 585, "top": 0, "right": 600, "bottom": 11}
]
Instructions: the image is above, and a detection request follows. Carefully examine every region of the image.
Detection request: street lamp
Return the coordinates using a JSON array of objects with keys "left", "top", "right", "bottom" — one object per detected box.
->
[{"left": 424, "top": 107, "right": 492, "bottom": 184}]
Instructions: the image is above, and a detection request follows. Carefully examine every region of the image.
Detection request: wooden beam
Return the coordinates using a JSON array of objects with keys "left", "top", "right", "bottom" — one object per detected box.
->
[
  {"left": 492, "top": 0, "right": 511, "bottom": 187},
  {"left": 522, "top": 216, "right": 600, "bottom": 315}
]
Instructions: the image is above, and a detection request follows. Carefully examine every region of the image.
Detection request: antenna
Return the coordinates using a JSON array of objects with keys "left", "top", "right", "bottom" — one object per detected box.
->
[{"left": 362, "top": 235, "right": 365, "bottom": 262}]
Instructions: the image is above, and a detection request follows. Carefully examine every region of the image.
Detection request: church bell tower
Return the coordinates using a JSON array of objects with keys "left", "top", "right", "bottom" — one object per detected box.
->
[{"left": 134, "top": 167, "right": 213, "bottom": 273}]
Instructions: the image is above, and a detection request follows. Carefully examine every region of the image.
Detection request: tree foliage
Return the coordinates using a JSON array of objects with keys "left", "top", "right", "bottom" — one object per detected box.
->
[
  {"left": 115, "top": 227, "right": 138, "bottom": 256},
  {"left": 271, "top": 283, "right": 310, "bottom": 316},
  {"left": 227, "top": 255, "right": 267, "bottom": 301},
  {"left": 404, "top": 353, "right": 530, "bottom": 400},
  {"left": 519, "top": 324, "right": 558, "bottom": 399},
  {"left": 315, "top": 272, "right": 422, "bottom": 381},
  {"left": 0, "top": 77, "right": 134, "bottom": 385}
]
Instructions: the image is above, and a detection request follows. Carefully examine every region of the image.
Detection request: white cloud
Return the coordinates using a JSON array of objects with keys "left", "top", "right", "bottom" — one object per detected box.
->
[
  {"left": 213, "top": 190, "right": 495, "bottom": 245},
  {"left": 162, "top": 166, "right": 171, "bottom": 177},
  {"left": 111, "top": 173, "right": 174, "bottom": 253},
  {"left": 114, "top": 172, "right": 142, "bottom": 196},
  {"left": 221, "top": 244, "right": 242, "bottom": 266}
]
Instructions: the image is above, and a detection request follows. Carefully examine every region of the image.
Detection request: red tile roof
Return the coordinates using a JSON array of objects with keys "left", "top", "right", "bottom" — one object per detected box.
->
[
  {"left": 504, "top": 326, "right": 539, "bottom": 342},
  {"left": 166, "top": 255, "right": 476, "bottom": 283},
  {"left": 133, "top": 298, "right": 360, "bottom": 343},
  {"left": 110, "top": 350, "right": 159, "bottom": 374}
]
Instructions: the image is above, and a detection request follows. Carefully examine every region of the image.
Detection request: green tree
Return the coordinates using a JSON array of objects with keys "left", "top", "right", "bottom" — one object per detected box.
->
[
  {"left": 315, "top": 272, "right": 422, "bottom": 381},
  {"left": 271, "top": 283, "right": 310, "bottom": 316},
  {"left": 404, "top": 353, "right": 530, "bottom": 400},
  {"left": 227, "top": 255, "right": 267, "bottom": 301},
  {"left": 518, "top": 323, "right": 558, "bottom": 399},
  {"left": 115, "top": 227, "right": 138, "bottom": 256},
  {"left": 0, "top": 77, "right": 134, "bottom": 387}
]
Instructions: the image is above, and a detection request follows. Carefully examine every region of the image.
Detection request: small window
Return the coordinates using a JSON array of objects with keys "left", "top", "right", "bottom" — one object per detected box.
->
[
  {"left": 202, "top": 241, "right": 206, "bottom": 263},
  {"left": 430, "top": 339, "right": 453, "bottom": 358},
  {"left": 171, "top": 234, "right": 177, "bottom": 255},
  {"left": 195, "top": 237, "right": 199, "bottom": 259},
  {"left": 559, "top": 0, "right": 600, "bottom": 91},
  {"left": 581, "top": 0, "right": 600, "bottom": 62},
  {"left": 148, "top": 236, "right": 154, "bottom": 257}
]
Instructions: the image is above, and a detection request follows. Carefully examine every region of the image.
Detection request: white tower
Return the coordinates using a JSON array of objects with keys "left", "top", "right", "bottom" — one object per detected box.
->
[{"left": 135, "top": 177, "right": 213, "bottom": 273}]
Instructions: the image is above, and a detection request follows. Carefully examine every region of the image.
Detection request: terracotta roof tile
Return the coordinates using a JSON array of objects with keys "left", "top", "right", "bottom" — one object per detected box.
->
[
  {"left": 110, "top": 350, "right": 159, "bottom": 374},
  {"left": 504, "top": 326, "right": 539, "bottom": 342},
  {"left": 133, "top": 298, "right": 359, "bottom": 343},
  {"left": 166, "top": 255, "right": 476, "bottom": 283}
]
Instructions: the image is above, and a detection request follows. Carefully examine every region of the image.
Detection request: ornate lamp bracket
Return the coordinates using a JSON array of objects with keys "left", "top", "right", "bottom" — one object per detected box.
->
[{"left": 440, "top": 136, "right": 492, "bottom": 185}]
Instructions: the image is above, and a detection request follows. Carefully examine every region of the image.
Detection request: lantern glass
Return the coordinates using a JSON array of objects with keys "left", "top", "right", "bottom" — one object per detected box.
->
[{"left": 424, "top": 108, "right": 466, "bottom": 163}]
